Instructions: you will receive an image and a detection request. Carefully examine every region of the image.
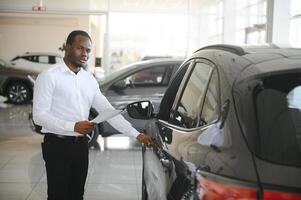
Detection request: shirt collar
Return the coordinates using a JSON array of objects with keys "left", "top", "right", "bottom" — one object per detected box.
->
[{"left": 60, "top": 62, "right": 84, "bottom": 75}]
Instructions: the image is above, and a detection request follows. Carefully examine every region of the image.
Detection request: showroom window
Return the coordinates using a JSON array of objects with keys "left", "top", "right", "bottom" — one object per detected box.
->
[
  {"left": 208, "top": 1, "right": 224, "bottom": 44},
  {"left": 109, "top": 13, "right": 188, "bottom": 70},
  {"left": 235, "top": 0, "right": 267, "bottom": 44},
  {"left": 290, "top": 0, "right": 301, "bottom": 47}
]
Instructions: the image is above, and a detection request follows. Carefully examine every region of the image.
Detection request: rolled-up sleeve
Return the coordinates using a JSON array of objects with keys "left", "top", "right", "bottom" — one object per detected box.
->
[
  {"left": 33, "top": 71, "right": 75, "bottom": 133},
  {"left": 91, "top": 83, "right": 140, "bottom": 138}
]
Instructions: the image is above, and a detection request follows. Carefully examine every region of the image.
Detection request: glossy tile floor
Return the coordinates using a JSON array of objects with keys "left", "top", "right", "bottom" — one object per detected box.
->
[{"left": 0, "top": 98, "right": 142, "bottom": 200}]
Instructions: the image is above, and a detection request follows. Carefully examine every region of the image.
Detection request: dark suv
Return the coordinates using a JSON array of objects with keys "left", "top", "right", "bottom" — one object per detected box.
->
[{"left": 127, "top": 45, "right": 301, "bottom": 200}]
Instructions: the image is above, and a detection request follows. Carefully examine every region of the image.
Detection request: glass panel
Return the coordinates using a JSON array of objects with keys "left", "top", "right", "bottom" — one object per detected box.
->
[
  {"left": 235, "top": 0, "right": 267, "bottom": 44},
  {"left": 291, "top": 0, "right": 301, "bottom": 16},
  {"left": 290, "top": 18, "right": 301, "bottom": 47},
  {"left": 200, "top": 69, "right": 219, "bottom": 126},
  {"left": 172, "top": 62, "right": 212, "bottom": 128},
  {"left": 235, "top": 72, "right": 301, "bottom": 166},
  {"left": 38, "top": 56, "right": 49, "bottom": 64},
  {"left": 128, "top": 66, "right": 166, "bottom": 85}
]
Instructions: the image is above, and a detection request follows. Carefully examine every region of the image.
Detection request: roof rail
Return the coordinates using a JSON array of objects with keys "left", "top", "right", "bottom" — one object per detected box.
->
[{"left": 195, "top": 44, "right": 246, "bottom": 56}]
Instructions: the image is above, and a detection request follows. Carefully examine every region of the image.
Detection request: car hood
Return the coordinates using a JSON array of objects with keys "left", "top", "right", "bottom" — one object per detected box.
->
[{"left": 3, "top": 66, "right": 39, "bottom": 76}]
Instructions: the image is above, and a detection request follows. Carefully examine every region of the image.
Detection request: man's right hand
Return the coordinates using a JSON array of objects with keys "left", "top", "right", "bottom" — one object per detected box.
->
[{"left": 74, "top": 121, "right": 95, "bottom": 134}]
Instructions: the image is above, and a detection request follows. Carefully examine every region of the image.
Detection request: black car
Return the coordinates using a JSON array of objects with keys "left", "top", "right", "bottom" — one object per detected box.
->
[{"left": 126, "top": 45, "right": 301, "bottom": 200}]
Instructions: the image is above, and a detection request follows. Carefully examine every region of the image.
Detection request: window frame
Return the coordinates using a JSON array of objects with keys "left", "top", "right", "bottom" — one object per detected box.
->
[{"left": 168, "top": 58, "right": 221, "bottom": 129}]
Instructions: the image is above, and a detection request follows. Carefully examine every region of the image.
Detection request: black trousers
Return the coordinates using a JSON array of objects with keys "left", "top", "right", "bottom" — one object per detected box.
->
[{"left": 42, "top": 134, "right": 89, "bottom": 200}]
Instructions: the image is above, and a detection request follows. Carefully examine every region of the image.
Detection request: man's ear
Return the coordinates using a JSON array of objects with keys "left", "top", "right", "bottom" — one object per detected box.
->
[
  {"left": 63, "top": 43, "right": 67, "bottom": 51},
  {"left": 64, "top": 43, "right": 70, "bottom": 51}
]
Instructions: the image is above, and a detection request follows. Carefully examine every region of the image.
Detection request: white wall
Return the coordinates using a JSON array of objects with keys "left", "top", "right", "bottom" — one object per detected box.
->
[{"left": 0, "top": 14, "right": 102, "bottom": 71}]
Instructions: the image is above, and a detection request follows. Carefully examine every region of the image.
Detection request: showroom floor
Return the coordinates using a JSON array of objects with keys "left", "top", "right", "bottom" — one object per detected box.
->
[{"left": 0, "top": 98, "right": 142, "bottom": 200}]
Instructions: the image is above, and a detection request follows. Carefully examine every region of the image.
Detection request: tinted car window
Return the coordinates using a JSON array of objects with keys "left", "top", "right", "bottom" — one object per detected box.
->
[
  {"left": 171, "top": 62, "right": 212, "bottom": 128},
  {"left": 235, "top": 72, "right": 301, "bottom": 166},
  {"left": 129, "top": 66, "right": 166, "bottom": 85},
  {"left": 23, "top": 56, "right": 37, "bottom": 62},
  {"left": 200, "top": 69, "right": 219, "bottom": 125},
  {"left": 49, "top": 56, "right": 56, "bottom": 64},
  {"left": 159, "top": 62, "right": 190, "bottom": 121}
]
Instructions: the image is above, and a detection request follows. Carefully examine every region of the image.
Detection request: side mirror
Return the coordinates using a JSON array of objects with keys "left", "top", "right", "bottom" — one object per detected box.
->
[
  {"left": 113, "top": 79, "right": 127, "bottom": 90},
  {"left": 126, "top": 100, "right": 154, "bottom": 120}
]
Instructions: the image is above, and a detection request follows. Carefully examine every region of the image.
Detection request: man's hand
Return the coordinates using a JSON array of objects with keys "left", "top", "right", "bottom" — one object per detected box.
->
[
  {"left": 136, "top": 133, "right": 155, "bottom": 148},
  {"left": 74, "top": 121, "right": 95, "bottom": 135}
]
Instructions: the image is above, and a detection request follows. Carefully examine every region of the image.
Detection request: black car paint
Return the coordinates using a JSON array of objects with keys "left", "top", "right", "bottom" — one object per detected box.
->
[{"left": 130, "top": 45, "right": 301, "bottom": 200}]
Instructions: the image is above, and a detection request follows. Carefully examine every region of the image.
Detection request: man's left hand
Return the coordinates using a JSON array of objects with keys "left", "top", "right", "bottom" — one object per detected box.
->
[{"left": 136, "top": 134, "right": 155, "bottom": 148}]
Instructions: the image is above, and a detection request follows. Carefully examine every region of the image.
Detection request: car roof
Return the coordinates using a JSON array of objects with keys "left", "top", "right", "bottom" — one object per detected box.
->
[
  {"left": 195, "top": 44, "right": 301, "bottom": 78},
  {"left": 119, "top": 58, "right": 184, "bottom": 71},
  {"left": 17, "top": 52, "right": 63, "bottom": 57},
  {"left": 98, "top": 58, "right": 184, "bottom": 85}
]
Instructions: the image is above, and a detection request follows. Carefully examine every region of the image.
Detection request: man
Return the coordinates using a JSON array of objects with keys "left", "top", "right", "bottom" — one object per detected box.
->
[{"left": 33, "top": 30, "right": 153, "bottom": 200}]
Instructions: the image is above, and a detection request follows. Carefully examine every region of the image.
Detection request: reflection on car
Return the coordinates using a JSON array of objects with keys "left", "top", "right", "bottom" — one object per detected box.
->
[{"left": 126, "top": 45, "right": 301, "bottom": 200}]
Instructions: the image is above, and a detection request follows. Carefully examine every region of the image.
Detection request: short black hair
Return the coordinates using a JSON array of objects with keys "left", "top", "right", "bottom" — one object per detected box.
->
[{"left": 66, "top": 30, "right": 92, "bottom": 45}]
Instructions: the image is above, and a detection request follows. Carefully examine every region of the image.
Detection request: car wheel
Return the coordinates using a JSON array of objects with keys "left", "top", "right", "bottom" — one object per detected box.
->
[{"left": 7, "top": 81, "right": 31, "bottom": 104}]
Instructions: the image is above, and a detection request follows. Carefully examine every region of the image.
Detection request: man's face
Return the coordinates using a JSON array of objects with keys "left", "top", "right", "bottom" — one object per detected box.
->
[{"left": 66, "top": 35, "right": 92, "bottom": 68}]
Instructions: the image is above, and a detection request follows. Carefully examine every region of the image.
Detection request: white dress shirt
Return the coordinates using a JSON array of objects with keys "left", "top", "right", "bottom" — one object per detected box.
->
[{"left": 33, "top": 62, "right": 140, "bottom": 137}]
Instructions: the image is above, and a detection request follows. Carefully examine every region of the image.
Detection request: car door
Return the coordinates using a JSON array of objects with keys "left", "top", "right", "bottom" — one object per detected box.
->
[
  {"left": 104, "top": 64, "right": 174, "bottom": 133},
  {"left": 144, "top": 60, "right": 220, "bottom": 200}
]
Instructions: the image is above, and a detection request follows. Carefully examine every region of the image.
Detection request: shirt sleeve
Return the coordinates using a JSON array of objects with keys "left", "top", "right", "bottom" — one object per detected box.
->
[
  {"left": 91, "top": 81, "right": 140, "bottom": 138},
  {"left": 32, "top": 71, "right": 75, "bottom": 133}
]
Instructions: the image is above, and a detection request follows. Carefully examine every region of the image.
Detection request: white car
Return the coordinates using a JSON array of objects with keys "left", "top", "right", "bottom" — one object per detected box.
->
[{"left": 10, "top": 52, "right": 63, "bottom": 73}]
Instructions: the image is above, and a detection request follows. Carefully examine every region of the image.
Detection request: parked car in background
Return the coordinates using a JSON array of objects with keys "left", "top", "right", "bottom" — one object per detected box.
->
[
  {"left": 0, "top": 58, "right": 36, "bottom": 104},
  {"left": 29, "top": 58, "right": 184, "bottom": 147},
  {"left": 97, "top": 58, "right": 184, "bottom": 137},
  {"left": 126, "top": 45, "right": 301, "bottom": 200},
  {"left": 11, "top": 52, "right": 63, "bottom": 73}
]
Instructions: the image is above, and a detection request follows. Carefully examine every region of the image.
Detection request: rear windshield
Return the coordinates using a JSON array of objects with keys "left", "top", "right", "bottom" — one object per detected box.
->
[{"left": 234, "top": 72, "right": 301, "bottom": 167}]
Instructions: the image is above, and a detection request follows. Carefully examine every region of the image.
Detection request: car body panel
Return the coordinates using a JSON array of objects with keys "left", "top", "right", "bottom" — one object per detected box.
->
[
  {"left": 132, "top": 45, "right": 301, "bottom": 200},
  {"left": 0, "top": 59, "right": 37, "bottom": 97},
  {"left": 10, "top": 52, "right": 63, "bottom": 73},
  {"left": 233, "top": 56, "right": 301, "bottom": 191}
]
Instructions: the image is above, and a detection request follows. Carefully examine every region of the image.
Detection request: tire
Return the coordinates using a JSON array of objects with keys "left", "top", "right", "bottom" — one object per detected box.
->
[{"left": 6, "top": 81, "right": 31, "bottom": 104}]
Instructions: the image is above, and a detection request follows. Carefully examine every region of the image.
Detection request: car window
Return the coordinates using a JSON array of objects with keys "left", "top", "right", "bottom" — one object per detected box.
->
[
  {"left": 235, "top": 72, "right": 301, "bottom": 167},
  {"left": 199, "top": 69, "right": 219, "bottom": 126},
  {"left": 38, "top": 56, "right": 49, "bottom": 64},
  {"left": 126, "top": 66, "right": 166, "bottom": 85},
  {"left": 49, "top": 56, "right": 56, "bottom": 64},
  {"left": 22, "top": 56, "right": 35, "bottom": 62},
  {"left": 170, "top": 62, "right": 212, "bottom": 128},
  {"left": 158, "top": 62, "right": 190, "bottom": 121}
]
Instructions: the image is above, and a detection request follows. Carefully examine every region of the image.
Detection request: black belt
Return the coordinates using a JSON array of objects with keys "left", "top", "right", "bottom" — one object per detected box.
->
[{"left": 44, "top": 133, "right": 87, "bottom": 142}]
